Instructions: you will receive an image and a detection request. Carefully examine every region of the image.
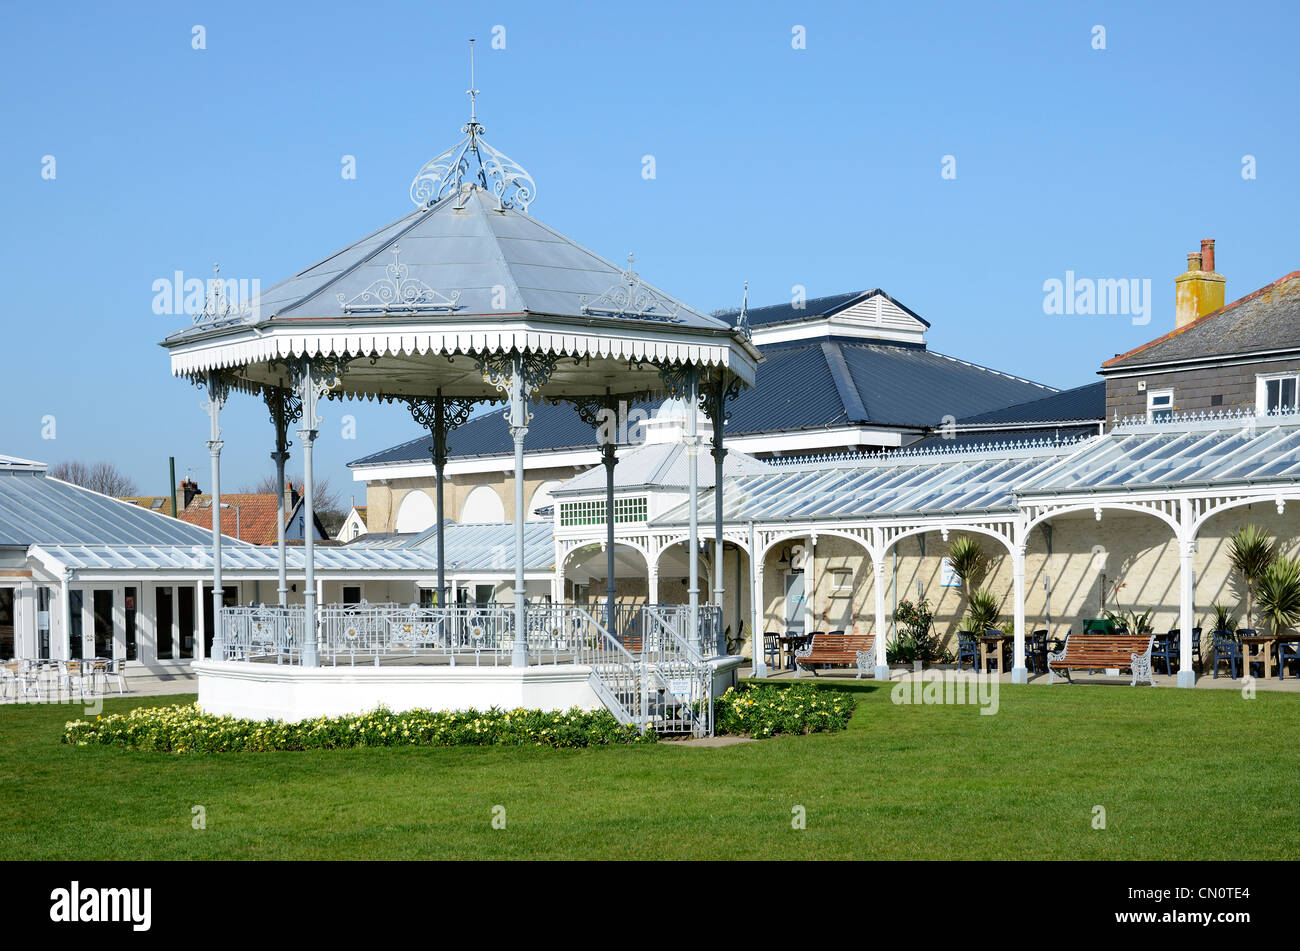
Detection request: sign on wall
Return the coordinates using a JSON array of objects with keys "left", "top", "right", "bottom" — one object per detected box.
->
[{"left": 940, "top": 557, "right": 961, "bottom": 588}]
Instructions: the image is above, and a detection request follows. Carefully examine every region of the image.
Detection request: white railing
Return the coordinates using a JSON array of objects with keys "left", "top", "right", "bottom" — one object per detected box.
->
[{"left": 214, "top": 601, "right": 721, "bottom": 735}]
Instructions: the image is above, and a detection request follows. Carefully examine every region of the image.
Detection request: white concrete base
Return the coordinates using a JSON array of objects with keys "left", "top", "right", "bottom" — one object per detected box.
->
[
  {"left": 1011, "top": 666, "right": 1028, "bottom": 684},
  {"left": 1177, "top": 669, "right": 1197, "bottom": 688},
  {"left": 874, "top": 664, "right": 891, "bottom": 681},
  {"left": 193, "top": 660, "right": 603, "bottom": 722}
]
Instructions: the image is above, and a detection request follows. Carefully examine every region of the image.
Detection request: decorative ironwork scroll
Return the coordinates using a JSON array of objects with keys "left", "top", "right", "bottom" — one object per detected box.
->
[
  {"left": 579, "top": 254, "right": 681, "bottom": 322},
  {"left": 337, "top": 246, "right": 461, "bottom": 314},
  {"left": 475, "top": 350, "right": 557, "bottom": 427}
]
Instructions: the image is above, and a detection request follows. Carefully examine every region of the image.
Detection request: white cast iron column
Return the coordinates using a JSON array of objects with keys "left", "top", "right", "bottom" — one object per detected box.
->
[
  {"left": 1177, "top": 501, "right": 1197, "bottom": 687},
  {"left": 204, "top": 371, "right": 227, "bottom": 660},
  {"left": 509, "top": 353, "right": 529, "bottom": 668},
  {"left": 749, "top": 520, "right": 767, "bottom": 678},
  {"left": 686, "top": 372, "right": 701, "bottom": 652},
  {"left": 1011, "top": 539, "right": 1028, "bottom": 684},
  {"left": 873, "top": 552, "right": 889, "bottom": 680},
  {"left": 268, "top": 390, "right": 291, "bottom": 608},
  {"left": 297, "top": 364, "right": 320, "bottom": 667}
]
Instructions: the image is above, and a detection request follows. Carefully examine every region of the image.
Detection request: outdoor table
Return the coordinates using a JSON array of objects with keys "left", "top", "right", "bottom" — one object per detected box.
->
[
  {"left": 1239, "top": 635, "right": 1300, "bottom": 679},
  {"left": 778, "top": 634, "right": 810, "bottom": 670},
  {"left": 978, "top": 634, "right": 1012, "bottom": 673}
]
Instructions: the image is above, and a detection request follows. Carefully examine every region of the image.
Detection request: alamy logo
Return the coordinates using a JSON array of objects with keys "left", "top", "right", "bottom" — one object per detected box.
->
[
  {"left": 891, "top": 667, "right": 1000, "bottom": 715},
  {"left": 1042, "top": 271, "right": 1152, "bottom": 326},
  {"left": 49, "top": 881, "right": 151, "bottom": 931}
]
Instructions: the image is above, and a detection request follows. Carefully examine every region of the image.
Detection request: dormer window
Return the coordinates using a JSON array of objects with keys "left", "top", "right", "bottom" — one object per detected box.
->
[{"left": 1257, "top": 372, "right": 1299, "bottom": 415}]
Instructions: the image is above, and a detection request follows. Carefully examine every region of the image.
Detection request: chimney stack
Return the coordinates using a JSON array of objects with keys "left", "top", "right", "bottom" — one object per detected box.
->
[
  {"left": 284, "top": 479, "right": 295, "bottom": 513},
  {"left": 1175, "top": 238, "right": 1225, "bottom": 329},
  {"left": 179, "top": 478, "right": 201, "bottom": 509}
]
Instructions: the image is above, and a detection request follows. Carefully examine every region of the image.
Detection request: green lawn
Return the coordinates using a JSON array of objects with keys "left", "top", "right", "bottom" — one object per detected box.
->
[{"left": 1, "top": 682, "right": 1297, "bottom": 860}]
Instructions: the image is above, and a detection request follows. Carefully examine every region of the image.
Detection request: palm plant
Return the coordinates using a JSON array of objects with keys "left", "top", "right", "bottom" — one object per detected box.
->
[
  {"left": 947, "top": 536, "right": 988, "bottom": 603},
  {"left": 1227, "top": 525, "right": 1278, "bottom": 629},
  {"left": 1255, "top": 557, "right": 1300, "bottom": 636},
  {"left": 1208, "top": 602, "right": 1236, "bottom": 635},
  {"left": 963, "top": 589, "right": 1001, "bottom": 633}
]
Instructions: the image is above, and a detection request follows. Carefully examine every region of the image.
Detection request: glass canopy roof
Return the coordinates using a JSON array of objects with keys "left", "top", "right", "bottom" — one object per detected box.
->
[
  {"left": 651, "top": 415, "right": 1300, "bottom": 526},
  {"left": 654, "top": 442, "right": 1083, "bottom": 525},
  {"left": 1019, "top": 415, "right": 1300, "bottom": 494}
]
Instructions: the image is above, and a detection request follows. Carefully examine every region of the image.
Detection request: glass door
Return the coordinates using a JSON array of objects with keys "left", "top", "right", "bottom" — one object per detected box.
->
[
  {"left": 124, "top": 587, "right": 138, "bottom": 660},
  {"left": 37, "top": 587, "right": 51, "bottom": 660},
  {"left": 156, "top": 588, "right": 174, "bottom": 659},
  {"left": 784, "top": 572, "right": 805, "bottom": 635},
  {"left": 0, "top": 588, "right": 14, "bottom": 657},
  {"left": 92, "top": 589, "right": 114, "bottom": 659}
]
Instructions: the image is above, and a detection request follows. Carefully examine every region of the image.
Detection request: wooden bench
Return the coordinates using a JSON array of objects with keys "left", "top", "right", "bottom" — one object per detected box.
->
[
  {"left": 795, "top": 633, "right": 876, "bottom": 679},
  {"left": 1048, "top": 633, "right": 1156, "bottom": 686}
]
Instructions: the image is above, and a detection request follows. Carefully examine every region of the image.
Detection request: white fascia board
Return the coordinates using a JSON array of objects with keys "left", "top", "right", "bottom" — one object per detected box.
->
[
  {"left": 353, "top": 447, "right": 602, "bottom": 482},
  {"left": 729, "top": 427, "right": 917, "bottom": 454},
  {"left": 750, "top": 322, "right": 925, "bottom": 347}
]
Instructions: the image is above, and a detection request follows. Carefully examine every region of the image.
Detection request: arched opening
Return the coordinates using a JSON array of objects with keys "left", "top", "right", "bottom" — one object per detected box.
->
[
  {"left": 460, "top": 485, "right": 505, "bottom": 523},
  {"left": 527, "top": 480, "right": 562, "bottom": 521},
  {"left": 394, "top": 490, "right": 436, "bottom": 533}
]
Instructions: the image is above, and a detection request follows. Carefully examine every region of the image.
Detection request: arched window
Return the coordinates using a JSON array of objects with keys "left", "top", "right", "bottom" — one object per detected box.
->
[
  {"left": 528, "top": 480, "right": 562, "bottom": 521},
  {"left": 395, "top": 490, "right": 436, "bottom": 533},
  {"left": 460, "top": 485, "right": 505, "bottom": 523}
]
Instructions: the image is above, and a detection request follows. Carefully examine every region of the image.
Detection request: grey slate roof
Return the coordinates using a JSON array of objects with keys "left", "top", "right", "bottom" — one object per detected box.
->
[
  {"left": 0, "top": 468, "right": 230, "bottom": 548},
  {"left": 1103, "top": 272, "right": 1300, "bottom": 370},
  {"left": 164, "top": 185, "right": 733, "bottom": 342},
  {"left": 955, "top": 381, "right": 1106, "bottom": 426},
  {"left": 352, "top": 338, "right": 1058, "bottom": 467},
  {"left": 715, "top": 289, "right": 931, "bottom": 329}
]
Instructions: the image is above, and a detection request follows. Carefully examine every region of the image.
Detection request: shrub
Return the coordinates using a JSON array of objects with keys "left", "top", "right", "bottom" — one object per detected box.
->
[
  {"left": 62, "top": 704, "right": 654, "bottom": 753},
  {"left": 888, "top": 599, "right": 951, "bottom": 664},
  {"left": 962, "top": 589, "right": 1001, "bottom": 633},
  {"left": 715, "top": 683, "right": 855, "bottom": 739}
]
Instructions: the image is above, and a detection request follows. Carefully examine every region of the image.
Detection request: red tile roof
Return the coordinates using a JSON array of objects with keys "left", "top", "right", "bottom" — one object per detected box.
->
[{"left": 177, "top": 493, "right": 285, "bottom": 545}]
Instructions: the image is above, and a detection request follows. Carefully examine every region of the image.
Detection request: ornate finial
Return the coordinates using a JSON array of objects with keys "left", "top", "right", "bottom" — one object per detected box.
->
[
  {"left": 196, "top": 261, "right": 233, "bottom": 325},
  {"left": 736, "top": 281, "right": 751, "bottom": 339},
  {"left": 409, "top": 43, "right": 535, "bottom": 211}
]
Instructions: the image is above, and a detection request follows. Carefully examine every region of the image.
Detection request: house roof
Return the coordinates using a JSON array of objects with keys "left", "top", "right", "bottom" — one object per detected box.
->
[
  {"left": 351, "top": 338, "right": 1058, "bottom": 467},
  {"left": 715, "top": 289, "right": 931, "bottom": 329},
  {"left": 178, "top": 493, "right": 330, "bottom": 544},
  {"left": 955, "top": 381, "right": 1106, "bottom": 426},
  {"left": 0, "top": 467, "right": 233, "bottom": 549},
  {"left": 1102, "top": 272, "right": 1300, "bottom": 370}
]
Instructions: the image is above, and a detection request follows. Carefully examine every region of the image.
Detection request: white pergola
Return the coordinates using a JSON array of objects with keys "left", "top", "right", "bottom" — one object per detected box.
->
[{"left": 588, "top": 410, "right": 1300, "bottom": 685}]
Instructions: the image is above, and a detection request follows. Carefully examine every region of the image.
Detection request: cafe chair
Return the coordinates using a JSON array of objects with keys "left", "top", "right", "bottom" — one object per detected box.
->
[
  {"left": 103, "top": 659, "right": 126, "bottom": 695},
  {"left": 1279, "top": 641, "right": 1300, "bottom": 680},
  {"left": 762, "top": 632, "right": 781, "bottom": 670},
  {"left": 1211, "top": 632, "right": 1241, "bottom": 679},
  {"left": 1152, "top": 631, "right": 1179, "bottom": 676},
  {"left": 1026, "top": 630, "right": 1048, "bottom": 673},
  {"left": 957, "top": 632, "right": 980, "bottom": 671}
]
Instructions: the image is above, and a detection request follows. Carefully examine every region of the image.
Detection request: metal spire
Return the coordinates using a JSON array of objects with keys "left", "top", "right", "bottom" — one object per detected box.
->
[
  {"left": 735, "top": 281, "right": 752, "bottom": 339},
  {"left": 467, "top": 38, "right": 479, "bottom": 126}
]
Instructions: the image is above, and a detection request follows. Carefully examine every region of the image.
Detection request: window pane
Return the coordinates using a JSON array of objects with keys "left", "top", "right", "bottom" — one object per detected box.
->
[
  {"left": 37, "top": 587, "right": 51, "bottom": 660},
  {"left": 124, "top": 587, "right": 137, "bottom": 661},
  {"left": 69, "top": 590, "right": 83, "bottom": 660},
  {"left": 178, "top": 586, "right": 195, "bottom": 659},
  {"left": 1283, "top": 378, "right": 1297, "bottom": 410}
]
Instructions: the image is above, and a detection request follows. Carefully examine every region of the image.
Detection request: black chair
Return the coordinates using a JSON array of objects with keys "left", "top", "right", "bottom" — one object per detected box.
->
[
  {"left": 1023, "top": 630, "right": 1048, "bottom": 673},
  {"left": 762, "top": 632, "right": 781, "bottom": 670}
]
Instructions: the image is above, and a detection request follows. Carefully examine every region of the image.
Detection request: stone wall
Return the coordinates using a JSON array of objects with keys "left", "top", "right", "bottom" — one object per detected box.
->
[{"left": 1104, "top": 357, "right": 1300, "bottom": 423}]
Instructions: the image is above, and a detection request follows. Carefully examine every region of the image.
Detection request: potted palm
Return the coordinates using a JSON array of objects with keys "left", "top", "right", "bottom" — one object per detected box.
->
[
  {"left": 1256, "top": 557, "right": 1300, "bottom": 636},
  {"left": 1227, "top": 525, "right": 1278, "bottom": 630},
  {"left": 947, "top": 536, "right": 988, "bottom": 610}
]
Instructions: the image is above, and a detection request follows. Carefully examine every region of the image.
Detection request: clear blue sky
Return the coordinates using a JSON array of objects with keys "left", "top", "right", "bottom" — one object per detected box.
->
[{"left": 2, "top": 0, "right": 1297, "bottom": 500}]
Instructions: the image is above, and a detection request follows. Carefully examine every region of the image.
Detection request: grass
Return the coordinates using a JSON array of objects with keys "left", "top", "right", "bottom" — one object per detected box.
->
[{"left": 1, "top": 681, "right": 1298, "bottom": 860}]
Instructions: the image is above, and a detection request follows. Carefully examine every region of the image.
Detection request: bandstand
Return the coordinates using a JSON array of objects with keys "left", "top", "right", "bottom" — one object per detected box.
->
[{"left": 161, "top": 77, "right": 759, "bottom": 734}]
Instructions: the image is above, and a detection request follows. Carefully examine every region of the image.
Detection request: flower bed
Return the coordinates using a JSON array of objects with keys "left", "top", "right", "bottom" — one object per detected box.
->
[
  {"left": 62, "top": 704, "right": 653, "bottom": 753},
  {"left": 714, "top": 683, "right": 856, "bottom": 738}
]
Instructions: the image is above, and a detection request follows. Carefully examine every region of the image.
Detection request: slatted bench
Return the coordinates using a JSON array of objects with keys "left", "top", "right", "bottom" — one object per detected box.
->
[
  {"left": 1048, "top": 633, "right": 1156, "bottom": 686},
  {"left": 795, "top": 633, "right": 876, "bottom": 679}
]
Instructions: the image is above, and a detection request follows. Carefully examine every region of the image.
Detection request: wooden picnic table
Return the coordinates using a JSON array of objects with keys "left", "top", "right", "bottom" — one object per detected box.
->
[
  {"left": 978, "top": 633, "right": 1011, "bottom": 672},
  {"left": 1239, "top": 635, "right": 1300, "bottom": 679}
]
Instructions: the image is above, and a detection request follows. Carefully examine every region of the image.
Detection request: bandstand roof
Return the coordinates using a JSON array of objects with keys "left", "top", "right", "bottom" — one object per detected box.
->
[{"left": 159, "top": 115, "right": 759, "bottom": 400}]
